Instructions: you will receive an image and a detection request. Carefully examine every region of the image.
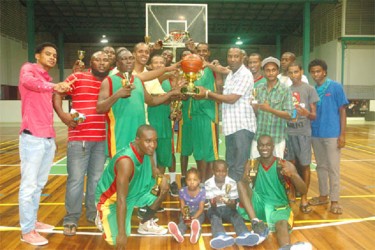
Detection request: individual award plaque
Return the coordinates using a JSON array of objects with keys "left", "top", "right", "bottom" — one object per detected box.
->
[
  {"left": 222, "top": 183, "right": 232, "bottom": 203},
  {"left": 151, "top": 175, "right": 163, "bottom": 196},
  {"left": 180, "top": 54, "right": 203, "bottom": 95},
  {"left": 183, "top": 205, "right": 191, "bottom": 224}
]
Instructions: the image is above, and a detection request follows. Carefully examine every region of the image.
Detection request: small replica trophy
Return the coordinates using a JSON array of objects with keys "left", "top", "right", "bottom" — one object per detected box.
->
[
  {"left": 180, "top": 54, "right": 203, "bottom": 95},
  {"left": 170, "top": 100, "right": 183, "bottom": 121},
  {"left": 251, "top": 88, "right": 258, "bottom": 104},
  {"left": 222, "top": 184, "right": 232, "bottom": 203},
  {"left": 121, "top": 72, "right": 130, "bottom": 87},
  {"left": 144, "top": 36, "right": 151, "bottom": 45},
  {"left": 70, "top": 109, "right": 86, "bottom": 124},
  {"left": 248, "top": 159, "right": 257, "bottom": 177},
  {"left": 151, "top": 175, "right": 163, "bottom": 196},
  {"left": 77, "top": 50, "right": 85, "bottom": 66},
  {"left": 183, "top": 205, "right": 192, "bottom": 224}
]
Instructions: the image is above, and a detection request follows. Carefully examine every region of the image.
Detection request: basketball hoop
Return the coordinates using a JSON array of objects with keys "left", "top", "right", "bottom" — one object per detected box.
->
[{"left": 164, "top": 30, "right": 190, "bottom": 45}]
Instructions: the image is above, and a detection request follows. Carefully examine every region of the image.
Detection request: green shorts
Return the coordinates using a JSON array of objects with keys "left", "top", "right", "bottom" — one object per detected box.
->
[
  {"left": 237, "top": 190, "right": 293, "bottom": 232},
  {"left": 156, "top": 137, "right": 173, "bottom": 167},
  {"left": 177, "top": 117, "right": 193, "bottom": 157},
  {"left": 191, "top": 114, "right": 218, "bottom": 162},
  {"left": 101, "top": 192, "right": 157, "bottom": 245}
]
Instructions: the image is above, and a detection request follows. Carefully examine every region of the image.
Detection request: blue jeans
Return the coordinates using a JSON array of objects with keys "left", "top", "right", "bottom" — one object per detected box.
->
[
  {"left": 63, "top": 141, "right": 105, "bottom": 225},
  {"left": 177, "top": 208, "right": 205, "bottom": 234},
  {"left": 19, "top": 133, "right": 56, "bottom": 234},
  {"left": 225, "top": 130, "right": 254, "bottom": 182},
  {"left": 207, "top": 205, "right": 249, "bottom": 237}
]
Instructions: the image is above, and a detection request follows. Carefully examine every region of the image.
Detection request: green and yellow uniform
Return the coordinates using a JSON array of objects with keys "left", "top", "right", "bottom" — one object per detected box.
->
[
  {"left": 147, "top": 79, "right": 173, "bottom": 167},
  {"left": 95, "top": 143, "right": 156, "bottom": 245},
  {"left": 190, "top": 67, "right": 219, "bottom": 161},
  {"left": 237, "top": 157, "right": 293, "bottom": 232},
  {"left": 105, "top": 74, "right": 146, "bottom": 158}
]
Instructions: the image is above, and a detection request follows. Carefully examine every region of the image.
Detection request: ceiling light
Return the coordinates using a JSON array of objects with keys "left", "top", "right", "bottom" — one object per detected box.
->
[
  {"left": 235, "top": 37, "right": 243, "bottom": 45},
  {"left": 100, "top": 35, "right": 108, "bottom": 43}
]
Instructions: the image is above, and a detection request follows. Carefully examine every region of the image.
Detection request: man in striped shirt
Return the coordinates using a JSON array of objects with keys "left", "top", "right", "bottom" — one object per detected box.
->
[{"left": 53, "top": 51, "right": 110, "bottom": 236}]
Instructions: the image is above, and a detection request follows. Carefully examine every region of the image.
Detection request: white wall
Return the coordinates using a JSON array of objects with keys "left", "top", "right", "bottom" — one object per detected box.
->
[
  {"left": 309, "top": 40, "right": 341, "bottom": 82},
  {"left": 345, "top": 44, "right": 375, "bottom": 86},
  {"left": 0, "top": 34, "right": 68, "bottom": 88}
]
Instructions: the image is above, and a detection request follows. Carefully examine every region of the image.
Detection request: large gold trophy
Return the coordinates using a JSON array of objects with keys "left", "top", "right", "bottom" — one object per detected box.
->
[{"left": 180, "top": 54, "right": 203, "bottom": 95}]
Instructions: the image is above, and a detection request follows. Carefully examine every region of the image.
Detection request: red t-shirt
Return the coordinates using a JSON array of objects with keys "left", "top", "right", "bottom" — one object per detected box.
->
[{"left": 65, "top": 72, "right": 106, "bottom": 141}]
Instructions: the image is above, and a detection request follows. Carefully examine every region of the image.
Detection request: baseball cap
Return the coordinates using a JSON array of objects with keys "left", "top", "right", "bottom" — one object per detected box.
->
[{"left": 261, "top": 57, "right": 280, "bottom": 68}]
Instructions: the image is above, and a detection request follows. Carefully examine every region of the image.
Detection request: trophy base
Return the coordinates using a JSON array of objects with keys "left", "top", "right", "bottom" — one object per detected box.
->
[
  {"left": 183, "top": 219, "right": 192, "bottom": 225},
  {"left": 150, "top": 189, "right": 160, "bottom": 196},
  {"left": 181, "top": 87, "right": 200, "bottom": 96}
]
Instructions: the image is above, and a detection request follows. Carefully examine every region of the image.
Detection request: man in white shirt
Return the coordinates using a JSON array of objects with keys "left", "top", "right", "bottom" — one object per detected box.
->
[{"left": 278, "top": 52, "right": 309, "bottom": 87}]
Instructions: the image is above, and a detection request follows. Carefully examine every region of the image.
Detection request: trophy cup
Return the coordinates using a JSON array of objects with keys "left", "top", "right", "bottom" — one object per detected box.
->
[
  {"left": 151, "top": 175, "right": 163, "bottom": 196},
  {"left": 170, "top": 100, "right": 183, "bottom": 121},
  {"left": 222, "top": 184, "right": 232, "bottom": 203},
  {"left": 180, "top": 54, "right": 203, "bottom": 95},
  {"left": 121, "top": 72, "right": 130, "bottom": 87},
  {"left": 183, "top": 205, "right": 192, "bottom": 224},
  {"left": 144, "top": 36, "right": 151, "bottom": 45},
  {"left": 77, "top": 50, "right": 85, "bottom": 65},
  {"left": 251, "top": 88, "right": 258, "bottom": 104},
  {"left": 248, "top": 159, "right": 257, "bottom": 177}
]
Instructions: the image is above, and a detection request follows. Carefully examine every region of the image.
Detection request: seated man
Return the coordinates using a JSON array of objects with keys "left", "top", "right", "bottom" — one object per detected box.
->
[
  {"left": 237, "top": 135, "right": 312, "bottom": 250},
  {"left": 95, "top": 125, "right": 169, "bottom": 248}
]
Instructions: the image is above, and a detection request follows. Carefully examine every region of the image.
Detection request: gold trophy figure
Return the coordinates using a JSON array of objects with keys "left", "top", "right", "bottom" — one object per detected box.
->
[
  {"left": 151, "top": 175, "right": 163, "bottom": 196},
  {"left": 248, "top": 159, "right": 257, "bottom": 177},
  {"left": 121, "top": 72, "right": 130, "bottom": 87},
  {"left": 183, "top": 205, "right": 192, "bottom": 224},
  {"left": 222, "top": 184, "right": 232, "bottom": 203},
  {"left": 144, "top": 36, "right": 151, "bottom": 45},
  {"left": 77, "top": 50, "right": 85, "bottom": 66},
  {"left": 180, "top": 54, "right": 203, "bottom": 95},
  {"left": 170, "top": 100, "right": 183, "bottom": 121},
  {"left": 251, "top": 88, "right": 258, "bottom": 104}
]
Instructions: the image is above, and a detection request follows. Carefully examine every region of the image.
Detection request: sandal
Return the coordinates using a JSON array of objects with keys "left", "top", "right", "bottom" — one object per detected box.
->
[
  {"left": 299, "top": 204, "right": 312, "bottom": 214},
  {"left": 330, "top": 204, "right": 343, "bottom": 214},
  {"left": 63, "top": 223, "right": 77, "bottom": 236},
  {"left": 308, "top": 197, "right": 329, "bottom": 206}
]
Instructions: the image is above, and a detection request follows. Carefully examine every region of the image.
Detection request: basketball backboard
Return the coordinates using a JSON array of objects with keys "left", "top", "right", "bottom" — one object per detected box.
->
[{"left": 146, "top": 3, "right": 208, "bottom": 48}]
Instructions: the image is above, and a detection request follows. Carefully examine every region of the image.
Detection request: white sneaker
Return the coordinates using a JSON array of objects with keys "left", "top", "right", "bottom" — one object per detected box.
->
[
  {"left": 95, "top": 212, "right": 103, "bottom": 232},
  {"left": 290, "top": 242, "right": 313, "bottom": 250},
  {"left": 138, "top": 219, "right": 168, "bottom": 235}
]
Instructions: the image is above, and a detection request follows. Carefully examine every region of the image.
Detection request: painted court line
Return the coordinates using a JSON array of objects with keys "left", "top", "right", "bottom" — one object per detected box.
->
[{"left": 1, "top": 216, "right": 374, "bottom": 236}]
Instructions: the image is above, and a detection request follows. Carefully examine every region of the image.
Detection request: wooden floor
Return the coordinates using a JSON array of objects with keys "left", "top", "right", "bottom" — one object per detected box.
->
[{"left": 1, "top": 121, "right": 375, "bottom": 250}]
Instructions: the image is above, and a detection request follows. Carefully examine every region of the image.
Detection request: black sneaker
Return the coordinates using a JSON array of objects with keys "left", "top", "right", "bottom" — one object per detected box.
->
[
  {"left": 181, "top": 177, "right": 186, "bottom": 187},
  {"left": 169, "top": 182, "right": 179, "bottom": 197},
  {"left": 251, "top": 219, "right": 269, "bottom": 238},
  {"left": 137, "top": 207, "right": 159, "bottom": 222}
]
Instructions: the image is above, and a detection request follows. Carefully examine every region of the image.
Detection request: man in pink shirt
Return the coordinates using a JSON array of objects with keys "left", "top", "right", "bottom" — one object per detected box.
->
[{"left": 18, "top": 42, "right": 71, "bottom": 246}]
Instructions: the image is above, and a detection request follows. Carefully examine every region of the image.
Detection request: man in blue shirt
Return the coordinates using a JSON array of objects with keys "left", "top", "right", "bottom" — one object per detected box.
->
[{"left": 308, "top": 59, "right": 348, "bottom": 214}]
